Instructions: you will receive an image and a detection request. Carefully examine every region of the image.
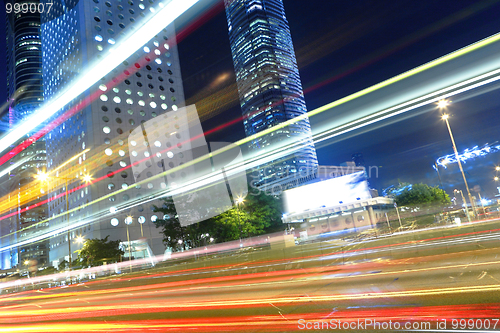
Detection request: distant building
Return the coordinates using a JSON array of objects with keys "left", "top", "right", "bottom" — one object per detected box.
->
[
  {"left": 2, "top": 0, "right": 48, "bottom": 270},
  {"left": 41, "top": 1, "right": 185, "bottom": 266},
  {"left": 224, "top": 0, "right": 318, "bottom": 192}
]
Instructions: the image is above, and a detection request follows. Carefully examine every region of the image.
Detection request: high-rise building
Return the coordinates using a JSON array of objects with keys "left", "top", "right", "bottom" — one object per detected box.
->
[
  {"left": 224, "top": 0, "right": 318, "bottom": 193},
  {"left": 2, "top": 0, "right": 48, "bottom": 270},
  {"left": 41, "top": 0, "right": 185, "bottom": 266}
]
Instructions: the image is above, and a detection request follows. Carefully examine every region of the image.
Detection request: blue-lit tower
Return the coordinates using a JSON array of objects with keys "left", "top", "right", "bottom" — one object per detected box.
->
[
  {"left": 224, "top": 0, "right": 318, "bottom": 192},
  {"left": 2, "top": 0, "right": 48, "bottom": 270}
]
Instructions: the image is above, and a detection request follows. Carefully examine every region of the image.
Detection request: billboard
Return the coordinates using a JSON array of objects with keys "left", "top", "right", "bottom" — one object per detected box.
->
[{"left": 282, "top": 171, "right": 371, "bottom": 215}]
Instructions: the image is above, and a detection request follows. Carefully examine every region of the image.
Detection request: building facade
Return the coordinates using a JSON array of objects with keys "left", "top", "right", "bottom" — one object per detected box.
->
[
  {"left": 41, "top": 0, "right": 185, "bottom": 266},
  {"left": 224, "top": 0, "right": 318, "bottom": 191},
  {"left": 1, "top": 0, "right": 48, "bottom": 270}
]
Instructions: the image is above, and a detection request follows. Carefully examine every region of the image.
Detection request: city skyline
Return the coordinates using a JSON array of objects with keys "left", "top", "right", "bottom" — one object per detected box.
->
[{"left": 0, "top": 1, "right": 499, "bottom": 197}]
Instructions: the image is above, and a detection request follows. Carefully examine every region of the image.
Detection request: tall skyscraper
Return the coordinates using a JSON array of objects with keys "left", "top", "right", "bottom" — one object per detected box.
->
[
  {"left": 2, "top": 0, "right": 48, "bottom": 270},
  {"left": 224, "top": 0, "right": 318, "bottom": 193},
  {"left": 41, "top": 0, "right": 185, "bottom": 266}
]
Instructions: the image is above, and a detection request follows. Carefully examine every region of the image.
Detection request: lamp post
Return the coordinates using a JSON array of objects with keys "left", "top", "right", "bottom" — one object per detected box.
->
[
  {"left": 37, "top": 171, "right": 92, "bottom": 269},
  {"left": 438, "top": 100, "right": 477, "bottom": 220},
  {"left": 454, "top": 189, "right": 471, "bottom": 223},
  {"left": 124, "top": 216, "right": 133, "bottom": 273},
  {"left": 236, "top": 197, "right": 244, "bottom": 242}
]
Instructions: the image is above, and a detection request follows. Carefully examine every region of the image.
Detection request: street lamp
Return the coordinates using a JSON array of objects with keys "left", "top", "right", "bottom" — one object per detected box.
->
[
  {"left": 124, "top": 216, "right": 133, "bottom": 273},
  {"left": 454, "top": 189, "right": 471, "bottom": 223},
  {"left": 439, "top": 100, "right": 477, "bottom": 219},
  {"left": 235, "top": 197, "right": 244, "bottom": 242},
  {"left": 37, "top": 171, "right": 92, "bottom": 269}
]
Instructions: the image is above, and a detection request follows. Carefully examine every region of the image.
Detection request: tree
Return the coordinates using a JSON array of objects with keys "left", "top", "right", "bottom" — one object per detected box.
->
[
  {"left": 395, "top": 183, "right": 450, "bottom": 208},
  {"left": 77, "top": 236, "right": 124, "bottom": 267},
  {"left": 153, "top": 190, "right": 284, "bottom": 250}
]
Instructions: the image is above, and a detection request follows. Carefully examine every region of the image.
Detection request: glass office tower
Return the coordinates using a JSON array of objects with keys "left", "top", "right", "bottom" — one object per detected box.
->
[
  {"left": 224, "top": 0, "right": 318, "bottom": 193},
  {"left": 41, "top": 0, "right": 185, "bottom": 266}
]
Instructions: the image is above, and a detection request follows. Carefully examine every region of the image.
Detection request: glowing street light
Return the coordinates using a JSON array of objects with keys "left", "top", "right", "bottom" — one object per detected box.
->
[
  {"left": 495, "top": 166, "right": 500, "bottom": 171},
  {"left": 495, "top": 176, "right": 499, "bottom": 181},
  {"left": 75, "top": 235, "right": 85, "bottom": 244},
  {"left": 437, "top": 99, "right": 450, "bottom": 109},
  {"left": 439, "top": 101, "right": 477, "bottom": 219}
]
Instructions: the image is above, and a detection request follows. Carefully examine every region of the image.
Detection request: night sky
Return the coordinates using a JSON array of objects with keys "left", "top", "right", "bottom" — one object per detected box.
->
[{"left": 2, "top": 0, "right": 500, "bottom": 197}]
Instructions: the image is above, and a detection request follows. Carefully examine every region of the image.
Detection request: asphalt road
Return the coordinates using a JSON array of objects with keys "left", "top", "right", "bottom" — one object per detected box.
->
[{"left": 2, "top": 227, "right": 500, "bottom": 332}]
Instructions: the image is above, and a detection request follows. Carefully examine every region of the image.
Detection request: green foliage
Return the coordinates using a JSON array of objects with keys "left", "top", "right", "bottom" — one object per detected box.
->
[
  {"left": 77, "top": 236, "right": 124, "bottom": 267},
  {"left": 153, "top": 191, "right": 284, "bottom": 251},
  {"left": 395, "top": 183, "right": 450, "bottom": 207}
]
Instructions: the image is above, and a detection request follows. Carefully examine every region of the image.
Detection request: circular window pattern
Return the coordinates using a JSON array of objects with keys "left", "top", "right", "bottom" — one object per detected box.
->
[
  {"left": 107, "top": 19, "right": 113, "bottom": 25},
  {"left": 101, "top": 105, "right": 108, "bottom": 111},
  {"left": 158, "top": 76, "right": 164, "bottom": 82},
  {"left": 94, "top": 16, "right": 101, "bottom": 22},
  {"left": 102, "top": 116, "right": 109, "bottom": 122},
  {"left": 109, "top": 196, "right": 116, "bottom": 202},
  {"left": 136, "top": 72, "right": 142, "bottom": 78},
  {"left": 116, "top": 117, "right": 122, "bottom": 123},
  {"left": 138, "top": 216, "right": 146, "bottom": 224},
  {"left": 105, "top": 148, "right": 113, "bottom": 156},
  {"left": 124, "top": 79, "right": 131, "bottom": 85},
  {"left": 105, "top": 1, "right": 112, "bottom": 7},
  {"left": 111, "top": 218, "right": 119, "bottom": 227},
  {"left": 129, "top": 119, "right": 135, "bottom": 125},
  {"left": 104, "top": 138, "right": 111, "bottom": 144},
  {"left": 139, "top": 110, "right": 146, "bottom": 116},
  {"left": 106, "top": 160, "right": 113, "bottom": 167},
  {"left": 127, "top": 109, "right": 134, "bottom": 115},
  {"left": 95, "top": 25, "right": 102, "bottom": 31},
  {"left": 147, "top": 74, "right": 153, "bottom": 80},
  {"left": 119, "top": 23, "right": 125, "bottom": 29},
  {"left": 121, "top": 171, "right": 128, "bottom": 178},
  {"left": 170, "top": 87, "right": 175, "bottom": 93},
  {"left": 103, "top": 126, "right": 111, "bottom": 134},
  {"left": 106, "top": 10, "right": 112, "bottom": 16},
  {"left": 100, "top": 94, "right": 108, "bottom": 101},
  {"left": 122, "top": 194, "right": 129, "bottom": 201},
  {"left": 113, "top": 96, "right": 121, "bottom": 103},
  {"left": 137, "top": 82, "right": 143, "bottom": 87},
  {"left": 159, "top": 86, "right": 164, "bottom": 91},
  {"left": 119, "top": 161, "right": 127, "bottom": 167},
  {"left": 115, "top": 107, "right": 121, "bottom": 113},
  {"left": 169, "top": 78, "right": 174, "bottom": 84},
  {"left": 107, "top": 171, "right": 114, "bottom": 178},
  {"left": 118, "top": 13, "right": 124, "bottom": 19},
  {"left": 122, "top": 183, "right": 128, "bottom": 189},
  {"left": 118, "top": 150, "right": 125, "bottom": 156},
  {"left": 148, "top": 84, "right": 154, "bottom": 89},
  {"left": 107, "top": 28, "right": 114, "bottom": 34},
  {"left": 117, "top": 128, "right": 123, "bottom": 134},
  {"left": 108, "top": 183, "right": 115, "bottom": 190}
]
